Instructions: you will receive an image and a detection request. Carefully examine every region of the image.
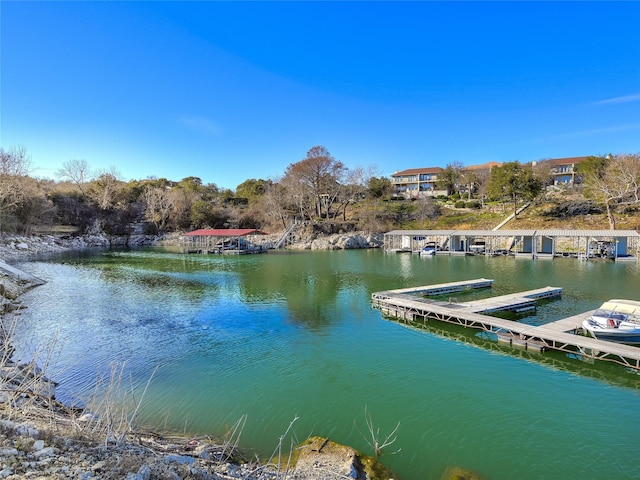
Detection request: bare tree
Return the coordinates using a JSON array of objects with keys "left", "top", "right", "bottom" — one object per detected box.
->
[
  {"left": 584, "top": 154, "right": 640, "bottom": 229},
  {"left": 12, "top": 177, "right": 55, "bottom": 234},
  {"left": 280, "top": 172, "right": 313, "bottom": 220},
  {"left": 414, "top": 197, "right": 441, "bottom": 227},
  {"left": 357, "top": 406, "right": 401, "bottom": 460},
  {"left": 474, "top": 168, "right": 492, "bottom": 207},
  {"left": 57, "top": 159, "right": 91, "bottom": 197},
  {"left": 336, "top": 165, "right": 375, "bottom": 221},
  {"left": 89, "top": 168, "right": 123, "bottom": 210},
  {"left": 143, "top": 186, "right": 173, "bottom": 231},
  {"left": 531, "top": 159, "right": 554, "bottom": 190},
  {"left": 263, "top": 179, "right": 290, "bottom": 230},
  {"left": 0, "top": 145, "right": 32, "bottom": 231},
  {"left": 0, "top": 145, "right": 31, "bottom": 176},
  {"left": 167, "top": 187, "right": 201, "bottom": 230},
  {"left": 459, "top": 169, "right": 479, "bottom": 200}
]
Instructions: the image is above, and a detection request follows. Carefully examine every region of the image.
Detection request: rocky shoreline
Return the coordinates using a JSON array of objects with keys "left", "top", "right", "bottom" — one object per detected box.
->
[
  {"left": 0, "top": 232, "right": 158, "bottom": 263},
  {"left": 0, "top": 228, "right": 384, "bottom": 262},
  {"left": 0, "top": 233, "right": 396, "bottom": 480}
]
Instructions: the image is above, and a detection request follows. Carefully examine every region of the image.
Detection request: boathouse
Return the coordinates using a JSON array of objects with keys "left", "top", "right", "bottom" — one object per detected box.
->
[
  {"left": 183, "top": 228, "right": 268, "bottom": 254},
  {"left": 383, "top": 229, "right": 640, "bottom": 260}
]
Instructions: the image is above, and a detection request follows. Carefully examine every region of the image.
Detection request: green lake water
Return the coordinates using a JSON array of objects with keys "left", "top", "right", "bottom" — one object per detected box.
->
[{"left": 12, "top": 249, "right": 640, "bottom": 479}]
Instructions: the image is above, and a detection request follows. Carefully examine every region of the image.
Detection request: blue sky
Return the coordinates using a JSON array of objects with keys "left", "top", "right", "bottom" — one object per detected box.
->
[{"left": 2, "top": 1, "right": 639, "bottom": 190}]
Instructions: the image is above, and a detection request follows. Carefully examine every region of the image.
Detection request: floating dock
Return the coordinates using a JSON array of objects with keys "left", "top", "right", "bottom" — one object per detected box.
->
[
  {"left": 372, "top": 279, "right": 640, "bottom": 370},
  {"left": 376, "top": 278, "right": 494, "bottom": 297}
]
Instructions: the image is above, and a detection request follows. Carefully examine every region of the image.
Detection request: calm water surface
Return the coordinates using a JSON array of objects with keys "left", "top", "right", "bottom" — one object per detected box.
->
[{"left": 12, "top": 249, "right": 640, "bottom": 480}]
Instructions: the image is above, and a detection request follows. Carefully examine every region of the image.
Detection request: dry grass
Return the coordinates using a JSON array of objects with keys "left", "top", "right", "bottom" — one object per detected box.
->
[
  {"left": 0, "top": 315, "right": 157, "bottom": 446},
  {"left": 0, "top": 315, "right": 255, "bottom": 477},
  {"left": 432, "top": 199, "right": 640, "bottom": 231}
]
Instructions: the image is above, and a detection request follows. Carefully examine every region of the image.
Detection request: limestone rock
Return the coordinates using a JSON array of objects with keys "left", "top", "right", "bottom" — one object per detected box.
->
[
  {"left": 290, "top": 436, "right": 395, "bottom": 480},
  {"left": 442, "top": 466, "right": 485, "bottom": 480},
  {"left": 305, "top": 232, "right": 383, "bottom": 251}
]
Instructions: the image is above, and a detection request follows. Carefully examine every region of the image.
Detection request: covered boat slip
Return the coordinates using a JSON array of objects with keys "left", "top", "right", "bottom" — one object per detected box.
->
[
  {"left": 383, "top": 229, "right": 640, "bottom": 260},
  {"left": 183, "top": 228, "right": 268, "bottom": 254}
]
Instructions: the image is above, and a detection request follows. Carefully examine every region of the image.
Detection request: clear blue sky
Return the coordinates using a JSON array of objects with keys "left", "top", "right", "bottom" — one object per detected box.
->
[{"left": 2, "top": 1, "right": 639, "bottom": 190}]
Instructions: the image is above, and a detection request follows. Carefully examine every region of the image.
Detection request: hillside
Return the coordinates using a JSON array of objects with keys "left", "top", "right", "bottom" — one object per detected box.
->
[{"left": 424, "top": 197, "right": 640, "bottom": 232}]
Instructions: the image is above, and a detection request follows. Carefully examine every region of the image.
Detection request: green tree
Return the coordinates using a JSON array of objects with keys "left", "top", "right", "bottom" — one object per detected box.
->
[
  {"left": 578, "top": 155, "right": 610, "bottom": 182},
  {"left": 177, "top": 176, "right": 204, "bottom": 191},
  {"left": 367, "top": 176, "right": 391, "bottom": 198},
  {"left": 236, "top": 178, "right": 270, "bottom": 203},
  {"left": 487, "top": 161, "right": 543, "bottom": 217},
  {"left": 190, "top": 200, "right": 215, "bottom": 228},
  {"left": 441, "top": 161, "right": 463, "bottom": 196}
]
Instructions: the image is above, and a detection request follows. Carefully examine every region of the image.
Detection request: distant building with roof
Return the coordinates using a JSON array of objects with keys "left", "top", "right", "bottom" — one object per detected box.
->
[
  {"left": 460, "top": 161, "right": 502, "bottom": 174},
  {"left": 392, "top": 156, "right": 591, "bottom": 199},
  {"left": 391, "top": 162, "right": 503, "bottom": 199},
  {"left": 532, "top": 156, "right": 590, "bottom": 185},
  {"left": 391, "top": 167, "right": 447, "bottom": 199}
]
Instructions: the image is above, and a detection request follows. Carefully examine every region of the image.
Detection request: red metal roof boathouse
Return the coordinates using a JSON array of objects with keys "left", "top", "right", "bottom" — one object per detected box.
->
[{"left": 183, "top": 228, "right": 268, "bottom": 254}]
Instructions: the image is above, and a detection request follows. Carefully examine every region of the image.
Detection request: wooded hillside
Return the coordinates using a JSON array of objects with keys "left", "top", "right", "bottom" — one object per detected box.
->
[{"left": 1, "top": 145, "right": 639, "bottom": 236}]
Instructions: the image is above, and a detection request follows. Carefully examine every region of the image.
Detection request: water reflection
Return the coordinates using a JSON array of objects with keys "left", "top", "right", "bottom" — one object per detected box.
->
[
  {"left": 397, "top": 252, "right": 414, "bottom": 279},
  {"left": 389, "top": 314, "right": 640, "bottom": 391},
  {"left": 12, "top": 248, "right": 640, "bottom": 480}
]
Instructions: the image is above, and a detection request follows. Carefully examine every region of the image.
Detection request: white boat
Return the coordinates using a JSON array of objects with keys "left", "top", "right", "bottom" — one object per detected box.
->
[
  {"left": 581, "top": 299, "right": 640, "bottom": 345},
  {"left": 420, "top": 246, "right": 436, "bottom": 256},
  {"left": 419, "top": 242, "right": 439, "bottom": 256}
]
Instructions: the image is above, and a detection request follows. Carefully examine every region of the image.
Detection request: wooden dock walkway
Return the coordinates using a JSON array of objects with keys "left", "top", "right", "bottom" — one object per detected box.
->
[
  {"left": 372, "top": 278, "right": 494, "bottom": 298},
  {"left": 459, "top": 286, "right": 563, "bottom": 314},
  {"left": 372, "top": 279, "right": 640, "bottom": 370}
]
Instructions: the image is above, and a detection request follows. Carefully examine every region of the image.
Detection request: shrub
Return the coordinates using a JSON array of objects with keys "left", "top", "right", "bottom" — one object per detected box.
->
[
  {"left": 454, "top": 200, "right": 465, "bottom": 208},
  {"left": 143, "top": 223, "right": 158, "bottom": 235}
]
